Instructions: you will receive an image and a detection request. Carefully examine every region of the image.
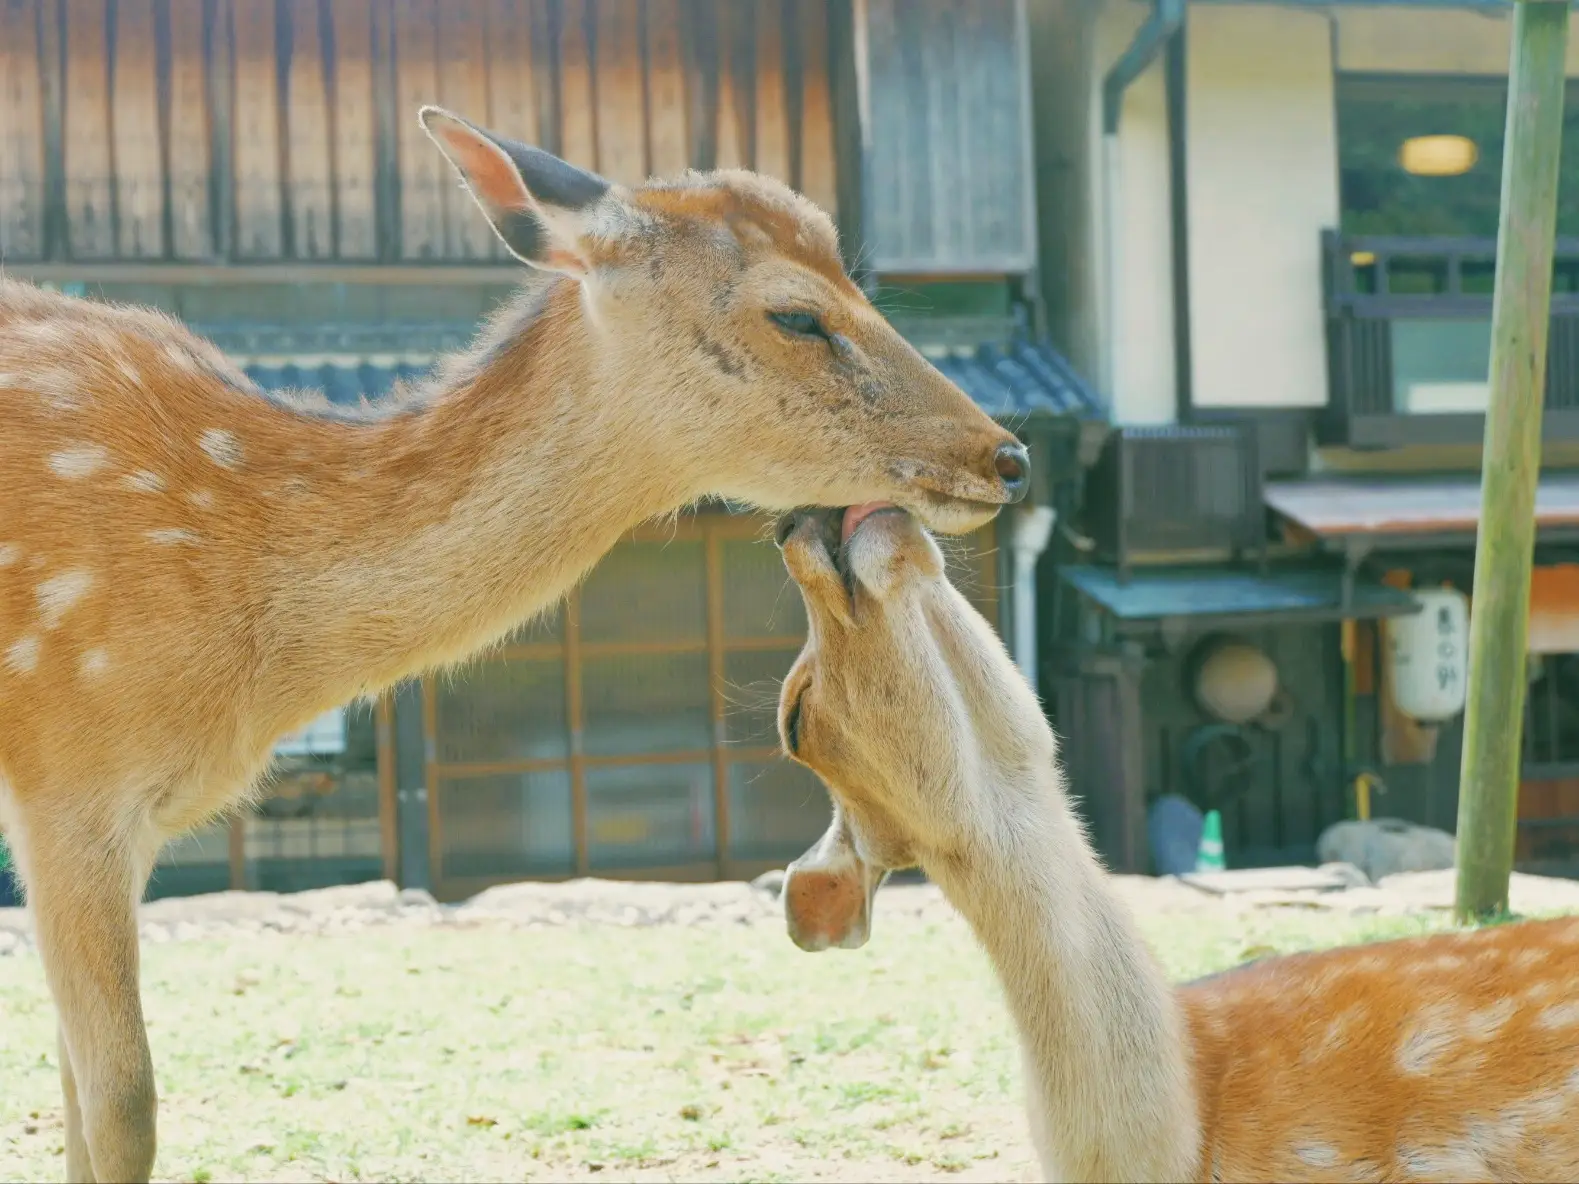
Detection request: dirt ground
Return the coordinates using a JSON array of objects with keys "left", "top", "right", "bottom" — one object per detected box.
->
[{"left": 3, "top": 868, "right": 1577, "bottom": 1183}]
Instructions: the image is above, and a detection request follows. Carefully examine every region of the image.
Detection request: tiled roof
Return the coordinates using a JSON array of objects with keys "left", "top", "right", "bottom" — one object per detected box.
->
[
  {"left": 239, "top": 356, "right": 435, "bottom": 407},
  {"left": 227, "top": 335, "right": 1103, "bottom": 423},
  {"left": 922, "top": 338, "right": 1103, "bottom": 421}
]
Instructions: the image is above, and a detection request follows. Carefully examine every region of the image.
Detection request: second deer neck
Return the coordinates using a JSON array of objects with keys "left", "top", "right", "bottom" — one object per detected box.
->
[
  {"left": 261, "top": 280, "right": 705, "bottom": 698},
  {"left": 929, "top": 786, "right": 1201, "bottom": 1182}
]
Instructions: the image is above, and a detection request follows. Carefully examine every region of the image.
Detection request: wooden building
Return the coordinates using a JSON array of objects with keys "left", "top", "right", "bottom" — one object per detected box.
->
[{"left": 1, "top": 0, "right": 1102, "bottom": 899}]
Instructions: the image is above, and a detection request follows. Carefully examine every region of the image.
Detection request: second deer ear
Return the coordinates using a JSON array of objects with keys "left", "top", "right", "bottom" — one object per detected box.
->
[{"left": 419, "top": 105, "right": 612, "bottom": 277}]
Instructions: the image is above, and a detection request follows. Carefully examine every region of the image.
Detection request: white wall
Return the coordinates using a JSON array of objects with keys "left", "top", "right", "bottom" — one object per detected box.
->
[
  {"left": 1186, "top": 4, "right": 1337, "bottom": 411},
  {"left": 1092, "top": 0, "right": 1176, "bottom": 426}
]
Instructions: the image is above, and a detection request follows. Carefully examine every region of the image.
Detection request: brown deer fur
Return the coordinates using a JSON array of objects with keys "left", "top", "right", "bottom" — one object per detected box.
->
[
  {"left": 775, "top": 506, "right": 1579, "bottom": 1183},
  {"left": 0, "top": 106, "right": 1027, "bottom": 1183}
]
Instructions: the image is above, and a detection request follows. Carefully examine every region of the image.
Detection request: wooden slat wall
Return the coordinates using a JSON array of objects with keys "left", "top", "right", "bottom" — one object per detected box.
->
[
  {"left": 485, "top": 0, "right": 543, "bottom": 259},
  {"left": 62, "top": 0, "right": 115, "bottom": 258},
  {"left": 3, "top": 0, "right": 841, "bottom": 263},
  {"left": 166, "top": 0, "right": 213, "bottom": 258},
  {"left": 437, "top": 1, "right": 495, "bottom": 258},
  {"left": 394, "top": 0, "right": 445, "bottom": 259},
  {"left": 231, "top": 0, "right": 284, "bottom": 257},
  {"left": 284, "top": 0, "right": 333, "bottom": 258},
  {"left": 331, "top": 0, "right": 378, "bottom": 259},
  {"left": 0, "top": 0, "right": 47, "bottom": 259},
  {"left": 110, "top": 0, "right": 163, "bottom": 255}
]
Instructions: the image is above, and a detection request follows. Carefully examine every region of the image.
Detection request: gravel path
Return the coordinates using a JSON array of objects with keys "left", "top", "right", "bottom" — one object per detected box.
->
[{"left": 6, "top": 863, "right": 1579, "bottom": 957}]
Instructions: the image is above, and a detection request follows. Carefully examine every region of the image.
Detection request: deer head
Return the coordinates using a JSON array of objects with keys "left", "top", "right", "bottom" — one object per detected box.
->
[
  {"left": 421, "top": 107, "right": 1030, "bottom": 535},
  {"left": 771, "top": 505, "right": 1057, "bottom": 948}
]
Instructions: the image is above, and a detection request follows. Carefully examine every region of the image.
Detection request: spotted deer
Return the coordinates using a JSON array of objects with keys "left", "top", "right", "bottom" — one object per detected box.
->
[
  {"left": 774, "top": 504, "right": 1579, "bottom": 1183},
  {"left": 0, "top": 104, "right": 1031, "bottom": 1183}
]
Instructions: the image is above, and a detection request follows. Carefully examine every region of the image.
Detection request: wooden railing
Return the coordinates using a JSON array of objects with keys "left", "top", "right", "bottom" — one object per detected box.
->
[{"left": 1321, "top": 231, "right": 1579, "bottom": 446}]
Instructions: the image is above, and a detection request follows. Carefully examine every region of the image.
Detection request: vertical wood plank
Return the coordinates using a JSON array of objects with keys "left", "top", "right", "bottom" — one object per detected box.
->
[
  {"left": 231, "top": 0, "right": 284, "bottom": 257},
  {"left": 283, "top": 0, "right": 333, "bottom": 257},
  {"left": 62, "top": 0, "right": 116, "bottom": 257},
  {"left": 228, "top": 814, "right": 247, "bottom": 890},
  {"left": 398, "top": 2, "right": 448, "bottom": 260},
  {"left": 166, "top": 0, "right": 213, "bottom": 258},
  {"left": 437, "top": 0, "right": 494, "bottom": 257},
  {"left": 487, "top": 0, "right": 537, "bottom": 142},
  {"left": 0, "top": 0, "right": 47, "bottom": 259},
  {"left": 704, "top": 525, "right": 731, "bottom": 878},
  {"left": 486, "top": 0, "right": 539, "bottom": 258},
  {"left": 376, "top": 694, "right": 400, "bottom": 883},
  {"left": 558, "top": 0, "right": 597, "bottom": 170},
  {"left": 111, "top": 0, "right": 163, "bottom": 255},
  {"left": 393, "top": 0, "right": 445, "bottom": 258},
  {"left": 207, "top": 0, "right": 235, "bottom": 257},
  {"left": 593, "top": 0, "right": 645, "bottom": 183},
  {"left": 644, "top": 0, "right": 687, "bottom": 177},
  {"left": 329, "top": 0, "right": 377, "bottom": 258},
  {"left": 714, "top": 0, "right": 749, "bottom": 169},
  {"left": 565, "top": 594, "right": 589, "bottom": 878},
  {"left": 421, "top": 676, "right": 444, "bottom": 893},
  {"left": 752, "top": 0, "right": 788, "bottom": 182}
]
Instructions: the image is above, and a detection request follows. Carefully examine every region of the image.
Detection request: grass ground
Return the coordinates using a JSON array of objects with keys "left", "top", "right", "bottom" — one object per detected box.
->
[{"left": 0, "top": 903, "right": 1459, "bottom": 1183}]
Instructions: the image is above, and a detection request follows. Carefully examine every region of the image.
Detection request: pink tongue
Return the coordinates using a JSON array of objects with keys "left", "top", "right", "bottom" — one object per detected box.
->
[{"left": 842, "top": 502, "right": 896, "bottom": 545}]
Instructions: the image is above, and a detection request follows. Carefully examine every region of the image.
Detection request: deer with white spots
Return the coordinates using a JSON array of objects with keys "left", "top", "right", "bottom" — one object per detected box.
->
[
  {"left": 774, "top": 505, "right": 1579, "bottom": 1184},
  {"left": 0, "top": 106, "right": 1031, "bottom": 1184}
]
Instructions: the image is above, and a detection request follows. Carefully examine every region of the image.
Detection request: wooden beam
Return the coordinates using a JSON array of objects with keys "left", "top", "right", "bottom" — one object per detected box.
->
[{"left": 1455, "top": 0, "right": 1572, "bottom": 923}]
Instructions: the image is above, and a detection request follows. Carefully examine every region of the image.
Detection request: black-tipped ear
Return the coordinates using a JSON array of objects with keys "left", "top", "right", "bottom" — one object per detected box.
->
[{"left": 419, "top": 105, "right": 612, "bottom": 276}]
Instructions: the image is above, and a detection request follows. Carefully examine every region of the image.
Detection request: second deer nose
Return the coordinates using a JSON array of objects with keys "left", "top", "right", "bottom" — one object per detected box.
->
[{"left": 994, "top": 442, "right": 1031, "bottom": 503}]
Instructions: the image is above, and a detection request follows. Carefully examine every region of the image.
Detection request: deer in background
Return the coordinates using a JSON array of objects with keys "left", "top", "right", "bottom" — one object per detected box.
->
[
  {"left": 0, "top": 104, "right": 1030, "bottom": 1183},
  {"left": 774, "top": 504, "right": 1579, "bottom": 1183}
]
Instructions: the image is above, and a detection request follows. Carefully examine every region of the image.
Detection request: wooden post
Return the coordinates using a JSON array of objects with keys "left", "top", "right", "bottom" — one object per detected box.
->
[{"left": 1454, "top": 0, "right": 1570, "bottom": 923}]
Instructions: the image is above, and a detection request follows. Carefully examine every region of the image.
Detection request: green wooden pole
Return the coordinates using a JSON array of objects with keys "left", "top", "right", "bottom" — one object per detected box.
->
[{"left": 1455, "top": 0, "right": 1571, "bottom": 923}]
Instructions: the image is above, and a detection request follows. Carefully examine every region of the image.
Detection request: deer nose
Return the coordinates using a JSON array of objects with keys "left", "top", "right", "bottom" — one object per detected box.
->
[{"left": 994, "top": 442, "right": 1031, "bottom": 504}]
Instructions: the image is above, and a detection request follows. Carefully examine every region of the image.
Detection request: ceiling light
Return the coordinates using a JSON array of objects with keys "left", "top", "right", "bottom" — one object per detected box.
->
[{"left": 1399, "top": 134, "right": 1479, "bottom": 177}]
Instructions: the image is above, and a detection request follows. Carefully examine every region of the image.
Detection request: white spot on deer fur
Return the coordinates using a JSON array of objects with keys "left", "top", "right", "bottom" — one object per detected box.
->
[
  {"left": 199, "top": 428, "right": 242, "bottom": 468},
  {"left": 117, "top": 359, "right": 140, "bottom": 386},
  {"left": 1537, "top": 1000, "right": 1579, "bottom": 1029},
  {"left": 188, "top": 489, "right": 215, "bottom": 509},
  {"left": 1465, "top": 998, "right": 1516, "bottom": 1041},
  {"left": 1397, "top": 1004, "right": 1457, "bottom": 1073},
  {"left": 147, "top": 528, "right": 200, "bottom": 546},
  {"left": 1514, "top": 946, "right": 1549, "bottom": 969},
  {"left": 0, "top": 544, "right": 18, "bottom": 566},
  {"left": 5, "top": 636, "right": 40, "bottom": 674},
  {"left": 79, "top": 648, "right": 109, "bottom": 677},
  {"left": 163, "top": 344, "right": 201, "bottom": 372},
  {"left": 0, "top": 371, "right": 16, "bottom": 388},
  {"left": 1526, "top": 980, "right": 1557, "bottom": 1002},
  {"left": 123, "top": 470, "right": 164, "bottom": 493},
  {"left": 1398, "top": 1143, "right": 1488, "bottom": 1178},
  {"left": 36, "top": 570, "right": 93, "bottom": 628},
  {"left": 1293, "top": 1142, "right": 1339, "bottom": 1168},
  {"left": 48, "top": 444, "right": 108, "bottom": 478},
  {"left": 35, "top": 371, "right": 81, "bottom": 411}
]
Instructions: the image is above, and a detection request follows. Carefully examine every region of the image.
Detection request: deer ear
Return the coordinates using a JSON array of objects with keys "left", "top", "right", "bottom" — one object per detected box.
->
[{"left": 419, "top": 105, "right": 612, "bottom": 277}]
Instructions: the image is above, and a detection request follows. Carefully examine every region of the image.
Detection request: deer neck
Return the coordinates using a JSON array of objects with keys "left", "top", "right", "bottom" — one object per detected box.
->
[
  {"left": 259, "top": 279, "right": 707, "bottom": 702},
  {"left": 927, "top": 782, "right": 1202, "bottom": 1182}
]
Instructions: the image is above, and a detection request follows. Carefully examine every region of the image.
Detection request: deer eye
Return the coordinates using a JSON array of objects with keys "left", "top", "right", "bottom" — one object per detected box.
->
[
  {"left": 770, "top": 310, "right": 829, "bottom": 340},
  {"left": 784, "top": 689, "right": 807, "bottom": 755}
]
